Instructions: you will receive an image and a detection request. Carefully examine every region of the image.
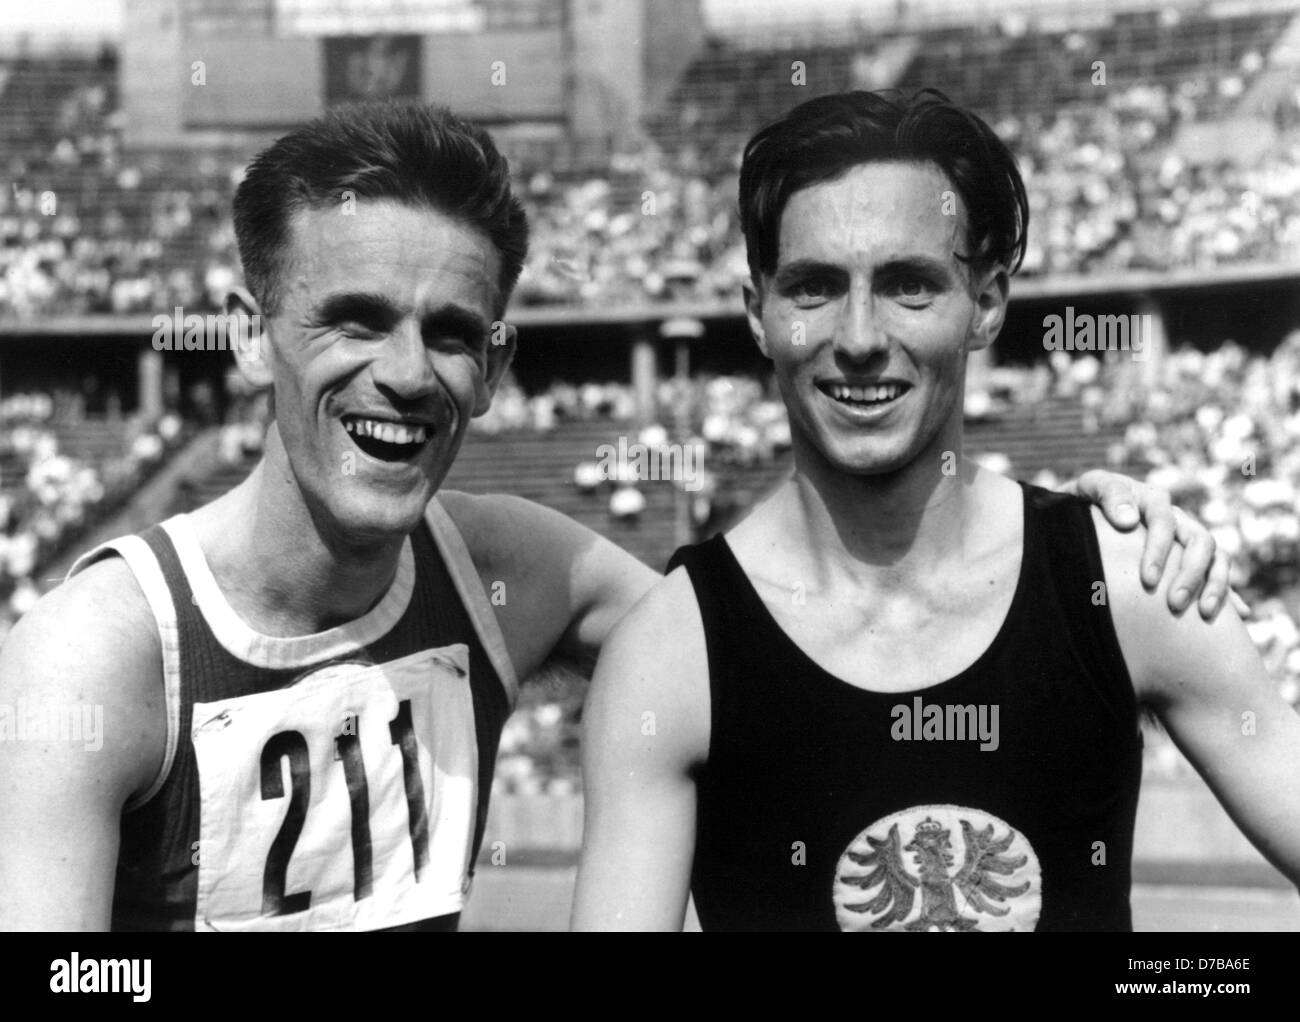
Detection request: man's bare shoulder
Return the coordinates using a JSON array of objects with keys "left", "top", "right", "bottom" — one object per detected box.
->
[
  {"left": 1089, "top": 504, "right": 1158, "bottom": 607},
  {"left": 0, "top": 555, "right": 165, "bottom": 799},
  {"left": 601, "top": 566, "right": 709, "bottom": 693},
  {"left": 2, "top": 556, "right": 159, "bottom": 675},
  {"left": 1088, "top": 504, "right": 1185, "bottom": 702},
  {"left": 611, "top": 564, "right": 699, "bottom": 636}
]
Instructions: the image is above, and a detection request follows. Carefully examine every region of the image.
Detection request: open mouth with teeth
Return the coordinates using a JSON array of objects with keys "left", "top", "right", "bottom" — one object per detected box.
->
[
  {"left": 341, "top": 415, "right": 433, "bottom": 462},
  {"left": 819, "top": 381, "right": 911, "bottom": 408}
]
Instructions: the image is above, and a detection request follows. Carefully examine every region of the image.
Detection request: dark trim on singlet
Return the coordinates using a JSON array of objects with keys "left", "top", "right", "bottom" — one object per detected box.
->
[
  {"left": 668, "top": 482, "right": 1143, "bottom": 931},
  {"left": 108, "top": 518, "right": 509, "bottom": 931}
]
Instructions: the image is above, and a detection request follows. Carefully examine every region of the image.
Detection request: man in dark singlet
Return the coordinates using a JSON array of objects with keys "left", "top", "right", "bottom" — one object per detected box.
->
[
  {"left": 0, "top": 100, "right": 1226, "bottom": 932},
  {"left": 572, "top": 90, "right": 1300, "bottom": 931}
]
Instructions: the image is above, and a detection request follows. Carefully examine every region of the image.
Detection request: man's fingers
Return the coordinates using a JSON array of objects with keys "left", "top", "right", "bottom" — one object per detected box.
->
[
  {"left": 1075, "top": 470, "right": 1138, "bottom": 530},
  {"left": 1166, "top": 514, "right": 1215, "bottom": 613},
  {"left": 1229, "top": 589, "right": 1251, "bottom": 618},
  {"left": 1195, "top": 544, "right": 1233, "bottom": 621},
  {"left": 1136, "top": 489, "right": 1176, "bottom": 588}
]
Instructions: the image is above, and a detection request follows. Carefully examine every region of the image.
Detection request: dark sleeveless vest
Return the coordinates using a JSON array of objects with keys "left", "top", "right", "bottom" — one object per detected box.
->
[{"left": 669, "top": 483, "right": 1143, "bottom": 932}]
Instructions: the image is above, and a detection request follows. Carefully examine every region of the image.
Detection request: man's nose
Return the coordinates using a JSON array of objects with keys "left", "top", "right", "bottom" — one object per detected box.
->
[
  {"left": 834, "top": 287, "right": 890, "bottom": 361},
  {"left": 370, "top": 320, "right": 438, "bottom": 399}
]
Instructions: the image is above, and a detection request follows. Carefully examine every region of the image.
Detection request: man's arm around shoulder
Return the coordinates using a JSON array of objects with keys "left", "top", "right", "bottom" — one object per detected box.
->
[
  {"left": 0, "top": 558, "right": 165, "bottom": 930},
  {"left": 437, "top": 490, "right": 659, "bottom": 676}
]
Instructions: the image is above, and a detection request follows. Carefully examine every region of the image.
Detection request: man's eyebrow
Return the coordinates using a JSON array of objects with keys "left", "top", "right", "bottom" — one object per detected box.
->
[
  {"left": 771, "top": 259, "right": 846, "bottom": 286},
  {"left": 421, "top": 304, "right": 490, "bottom": 339},
  {"left": 771, "top": 255, "right": 954, "bottom": 285},
  {"left": 874, "top": 255, "right": 954, "bottom": 278},
  {"left": 312, "top": 291, "right": 403, "bottom": 325}
]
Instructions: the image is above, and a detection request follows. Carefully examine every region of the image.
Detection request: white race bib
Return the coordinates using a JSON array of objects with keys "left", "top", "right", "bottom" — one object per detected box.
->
[{"left": 190, "top": 646, "right": 477, "bottom": 931}]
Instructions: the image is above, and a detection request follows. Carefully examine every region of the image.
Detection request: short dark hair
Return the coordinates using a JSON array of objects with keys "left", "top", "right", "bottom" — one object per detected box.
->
[
  {"left": 739, "top": 89, "right": 1028, "bottom": 283},
  {"left": 233, "top": 101, "right": 529, "bottom": 315}
]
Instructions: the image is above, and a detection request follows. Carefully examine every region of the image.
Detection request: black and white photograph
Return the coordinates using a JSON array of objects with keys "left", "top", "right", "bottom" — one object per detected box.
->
[{"left": 0, "top": 0, "right": 1296, "bottom": 992}]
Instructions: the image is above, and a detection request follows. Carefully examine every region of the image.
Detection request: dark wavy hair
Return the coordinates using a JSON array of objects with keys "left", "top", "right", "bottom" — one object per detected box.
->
[
  {"left": 233, "top": 101, "right": 529, "bottom": 315},
  {"left": 739, "top": 89, "right": 1028, "bottom": 283}
]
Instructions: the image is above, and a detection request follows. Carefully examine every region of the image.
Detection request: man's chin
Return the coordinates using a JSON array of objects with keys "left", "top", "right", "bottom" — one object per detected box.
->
[
  {"left": 323, "top": 489, "right": 433, "bottom": 545},
  {"left": 803, "top": 429, "right": 910, "bottom": 477},
  {"left": 832, "top": 456, "right": 908, "bottom": 478}
]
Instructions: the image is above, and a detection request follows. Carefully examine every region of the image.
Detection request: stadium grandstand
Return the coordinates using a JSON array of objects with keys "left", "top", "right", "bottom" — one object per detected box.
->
[{"left": 2, "top": 0, "right": 1300, "bottom": 928}]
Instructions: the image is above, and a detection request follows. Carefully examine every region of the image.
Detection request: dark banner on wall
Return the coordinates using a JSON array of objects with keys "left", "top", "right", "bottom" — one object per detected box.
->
[{"left": 324, "top": 35, "right": 423, "bottom": 104}]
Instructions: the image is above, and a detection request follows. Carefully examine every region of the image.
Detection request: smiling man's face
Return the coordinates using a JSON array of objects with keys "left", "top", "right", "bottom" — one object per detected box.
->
[
  {"left": 746, "top": 160, "right": 1006, "bottom": 479},
  {"left": 262, "top": 198, "right": 511, "bottom": 544}
]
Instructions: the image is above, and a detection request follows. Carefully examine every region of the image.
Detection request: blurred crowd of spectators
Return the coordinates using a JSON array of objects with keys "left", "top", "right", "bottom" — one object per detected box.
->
[
  {"left": 1005, "top": 78, "right": 1300, "bottom": 277},
  {"left": 473, "top": 378, "right": 637, "bottom": 435},
  {"left": 511, "top": 159, "right": 750, "bottom": 307},
  {"left": 516, "top": 82, "right": 1300, "bottom": 306},
  {"left": 1103, "top": 337, "right": 1300, "bottom": 608},
  {"left": 0, "top": 394, "right": 184, "bottom": 644},
  {"left": 473, "top": 372, "right": 791, "bottom": 526},
  {"left": 3, "top": 63, "right": 1299, "bottom": 318},
  {"left": 1, "top": 79, "right": 240, "bottom": 319}
]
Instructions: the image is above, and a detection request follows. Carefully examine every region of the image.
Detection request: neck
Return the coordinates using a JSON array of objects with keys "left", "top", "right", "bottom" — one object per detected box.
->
[
  {"left": 197, "top": 425, "right": 408, "bottom": 635},
  {"left": 779, "top": 424, "right": 979, "bottom": 587}
]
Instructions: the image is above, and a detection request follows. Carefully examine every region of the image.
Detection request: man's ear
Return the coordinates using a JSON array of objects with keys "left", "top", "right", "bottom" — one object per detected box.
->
[
  {"left": 226, "top": 287, "right": 274, "bottom": 389},
  {"left": 474, "top": 321, "right": 517, "bottom": 417},
  {"left": 968, "top": 264, "right": 1010, "bottom": 353},
  {"left": 743, "top": 279, "right": 773, "bottom": 360}
]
